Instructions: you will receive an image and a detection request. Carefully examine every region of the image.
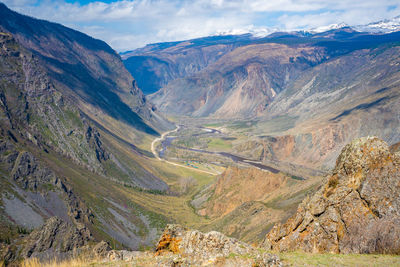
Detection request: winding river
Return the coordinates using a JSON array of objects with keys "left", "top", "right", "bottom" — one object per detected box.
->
[
  {"left": 151, "top": 126, "right": 219, "bottom": 175},
  {"left": 154, "top": 125, "right": 280, "bottom": 174}
]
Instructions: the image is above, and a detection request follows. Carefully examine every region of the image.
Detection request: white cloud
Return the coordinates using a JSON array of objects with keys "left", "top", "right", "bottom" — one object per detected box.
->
[
  {"left": 277, "top": 4, "right": 400, "bottom": 30},
  {"left": 2, "top": 0, "right": 400, "bottom": 51}
]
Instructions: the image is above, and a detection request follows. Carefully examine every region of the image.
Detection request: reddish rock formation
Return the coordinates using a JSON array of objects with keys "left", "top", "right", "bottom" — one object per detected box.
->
[{"left": 197, "top": 167, "right": 288, "bottom": 218}]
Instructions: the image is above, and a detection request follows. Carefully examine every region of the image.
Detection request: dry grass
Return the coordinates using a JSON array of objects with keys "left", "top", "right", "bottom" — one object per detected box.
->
[
  {"left": 19, "top": 251, "right": 400, "bottom": 267},
  {"left": 278, "top": 251, "right": 400, "bottom": 266},
  {"left": 21, "top": 257, "right": 96, "bottom": 267},
  {"left": 21, "top": 258, "right": 85, "bottom": 267}
]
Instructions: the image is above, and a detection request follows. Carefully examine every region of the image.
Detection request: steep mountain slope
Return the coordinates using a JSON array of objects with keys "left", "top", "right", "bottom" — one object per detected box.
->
[
  {"left": 0, "top": 3, "right": 171, "bottom": 189},
  {"left": 147, "top": 30, "right": 400, "bottom": 118},
  {"left": 0, "top": 4, "right": 177, "bottom": 261},
  {"left": 150, "top": 42, "right": 327, "bottom": 117},
  {"left": 0, "top": 3, "right": 171, "bottom": 135}
]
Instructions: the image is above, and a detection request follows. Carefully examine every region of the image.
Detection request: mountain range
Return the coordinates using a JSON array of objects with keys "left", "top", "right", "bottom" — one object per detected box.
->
[
  {"left": 0, "top": 2, "right": 400, "bottom": 265},
  {"left": 123, "top": 22, "right": 400, "bottom": 171}
]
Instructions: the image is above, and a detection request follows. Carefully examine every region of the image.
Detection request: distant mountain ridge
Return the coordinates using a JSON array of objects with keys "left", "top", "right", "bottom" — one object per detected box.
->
[
  {"left": 311, "top": 16, "right": 400, "bottom": 34},
  {"left": 137, "top": 29, "right": 400, "bottom": 116},
  {"left": 123, "top": 16, "right": 400, "bottom": 97}
]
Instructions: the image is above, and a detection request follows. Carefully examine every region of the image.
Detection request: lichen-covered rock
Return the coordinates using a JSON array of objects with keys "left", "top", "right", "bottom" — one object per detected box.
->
[
  {"left": 265, "top": 136, "right": 400, "bottom": 254},
  {"left": 155, "top": 224, "right": 281, "bottom": 266}
]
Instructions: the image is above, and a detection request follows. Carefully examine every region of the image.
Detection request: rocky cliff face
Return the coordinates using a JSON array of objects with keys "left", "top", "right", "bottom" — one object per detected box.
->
[
  {"left": 258, "top": 45, "right": 400, "bottom": 169},
  {"left": 208, "top": 43, "right": 400, "bottom": 172},
  {"left": 265, "top": 137, "right": 400, "bottom": 254},
  {"left": 0, "top": 140, "right": 95, "bottom": 263},
  {"left": 193, "top": 167, "right": 288, "bottom": 218}
]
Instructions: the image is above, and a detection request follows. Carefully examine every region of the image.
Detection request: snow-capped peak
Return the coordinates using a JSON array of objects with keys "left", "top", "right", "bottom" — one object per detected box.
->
[
  {"left": 214, "top": 15, "right": 400, "bottom": 40},
  {"left": 354, "top": 15, "right": 400, "bottom": 33},
  {"left": 215, "top": 26, "right": 277, "bottom": 38},
  {"left": 310, "top": 22, "right": 350, "bottom": 33}
]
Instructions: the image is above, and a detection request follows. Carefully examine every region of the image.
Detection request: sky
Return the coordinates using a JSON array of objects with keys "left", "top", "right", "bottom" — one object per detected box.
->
[{"left": 3, "top": 0, "right": 400, "bottom": 52}]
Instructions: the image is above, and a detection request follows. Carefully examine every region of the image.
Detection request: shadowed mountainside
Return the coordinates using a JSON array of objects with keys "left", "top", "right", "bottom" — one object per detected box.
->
[
  {"left": 0, "top": 3, "right": 172, "bottom": 135},
  {"left": 0, "top": 3, "right": 177, "bottom": 262}
]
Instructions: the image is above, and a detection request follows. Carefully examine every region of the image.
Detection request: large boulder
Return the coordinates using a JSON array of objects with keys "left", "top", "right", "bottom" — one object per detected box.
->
[{"left": 265, "top": 136, "right": 400, "bottom": 254}]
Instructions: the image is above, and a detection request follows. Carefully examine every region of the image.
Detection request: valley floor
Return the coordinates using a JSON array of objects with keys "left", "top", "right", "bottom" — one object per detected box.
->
[
  {"left": 139, "top": 117, "right": 324, "bottom": 242},
  {"left": 150, "top": 125, "right": 220, "bottom": 175}
]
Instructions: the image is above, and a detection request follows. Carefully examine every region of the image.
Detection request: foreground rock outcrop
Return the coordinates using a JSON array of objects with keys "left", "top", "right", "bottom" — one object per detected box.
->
[
  {"left": 96, "top": 224, "right": 281, "bottom": 266},
  {"left": 265, "top": 136, "right": 400, "bottom": 254},
  {"left": 154, "top": 224, "right": 281, "bottom": 266}
]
